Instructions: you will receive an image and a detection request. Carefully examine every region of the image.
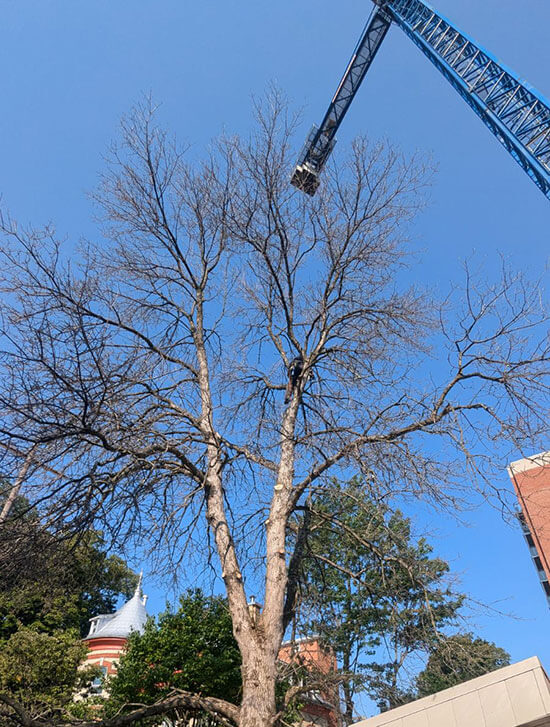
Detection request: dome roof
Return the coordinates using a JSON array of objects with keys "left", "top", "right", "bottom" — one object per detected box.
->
[{"left": 85, "top": 573, "right": 148, "bottom": 640}]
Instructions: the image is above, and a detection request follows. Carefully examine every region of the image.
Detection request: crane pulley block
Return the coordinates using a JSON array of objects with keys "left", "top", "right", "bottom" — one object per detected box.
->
[{"left": 290, "top": 125, "right": 336, "bottom": 195}]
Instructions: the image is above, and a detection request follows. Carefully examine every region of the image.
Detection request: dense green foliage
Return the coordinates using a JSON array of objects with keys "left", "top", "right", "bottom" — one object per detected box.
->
[
  {"left": 0, "top": 496, "right": 137, "bottom": 720},
  {"left": 0, "top": 490, "right": 511, "bottom": 725},
  {"left": 106, "top": 590, "right": 242, "bottom": 714},
  {"left": 105, "top": 590, "right": 309, "bottom": 724},
  {"left": 0, "top": 497, "right": 137, "bottom": 639},
  {"left": 0, "top": 627, "right": 96, "bottom": 714},
  {"left": 297, "top": 477, "right": 466, "bottom": 716},
  {"left": 415, "top": 633, "right": 510, "bottom": 697}
]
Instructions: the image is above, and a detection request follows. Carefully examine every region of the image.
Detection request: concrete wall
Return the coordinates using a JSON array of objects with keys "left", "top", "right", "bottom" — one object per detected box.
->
[{"left": 352, "top": 657, "right": 550, "bottom": 727}]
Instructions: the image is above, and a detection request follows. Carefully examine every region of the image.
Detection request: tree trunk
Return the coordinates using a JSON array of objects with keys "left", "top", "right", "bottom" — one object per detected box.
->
[
  {"left": 0, "top": 446, "right": 36, "bottom": 524},
  {"left": 342, "top": 651, "right": 354, "bottom": 725},
  {"left": 239, "top": 645, "right": 278, "bottom": 727}
]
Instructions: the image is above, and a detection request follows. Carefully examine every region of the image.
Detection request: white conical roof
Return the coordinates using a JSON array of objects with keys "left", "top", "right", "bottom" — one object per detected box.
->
[{"left": 85, "top": 573, "right": 148, "bottom": 640}]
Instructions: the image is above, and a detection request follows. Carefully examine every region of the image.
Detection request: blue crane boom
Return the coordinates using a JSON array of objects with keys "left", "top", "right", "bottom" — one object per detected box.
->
[{"left": 291, "top": 0, "right": 550, "bottom": 199}]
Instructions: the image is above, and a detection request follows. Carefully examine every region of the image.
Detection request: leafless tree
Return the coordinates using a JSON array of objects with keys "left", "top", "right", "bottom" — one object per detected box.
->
[{"left": 0, "top": 93, "right": 548, "bottom": 727}]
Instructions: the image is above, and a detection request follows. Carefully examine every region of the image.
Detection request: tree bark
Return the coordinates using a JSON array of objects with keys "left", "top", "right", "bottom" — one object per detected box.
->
[
  {"left": 0, "top": 446, "right": 37, "bottom": 524},
  {"left": 239, "top": 641, "right": 278, "bottom": 727}
]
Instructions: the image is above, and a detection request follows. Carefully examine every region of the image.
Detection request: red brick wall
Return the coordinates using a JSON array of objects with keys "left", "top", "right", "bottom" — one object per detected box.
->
[
  {"left": 509, "top": 453, "right": 550, "bottom": 582},
  {"left": 279, "top": 639, "right": 337, "bottom": 674},
  {"left": 84, "top": 636, "right": 127, "bottom": 675},
  {"left": 279, "top": 639, "right": 340, "bottom": 727}
]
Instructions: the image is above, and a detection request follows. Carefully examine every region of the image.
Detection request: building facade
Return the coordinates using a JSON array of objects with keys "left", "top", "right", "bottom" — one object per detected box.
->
[
  {"left": 508, "top": 451, "right": 550, "bottom": 606},
  {"left": 83, "top": 588, "right": 340, "bottom": 725},
  {"left": 279, "top": 637, "right": 340, "bottom": 727},
  {"left": 83, "top": 574, "right": 148, "bottom": 688}
]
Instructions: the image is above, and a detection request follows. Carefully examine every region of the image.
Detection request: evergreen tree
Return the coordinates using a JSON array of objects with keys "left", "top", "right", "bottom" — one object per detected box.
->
[
  {"left": 296, "top": 477, "right": 465, "bottom": 718},
  {"left": 415, "top": 633, "right": 510, "bottom": 698}
]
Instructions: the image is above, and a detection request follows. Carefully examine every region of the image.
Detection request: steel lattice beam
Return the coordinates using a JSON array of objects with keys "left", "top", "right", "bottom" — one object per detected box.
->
[
  {"left": 386, "top": 0, "right": 550, "bottom": 199},
  {"left": 290, "top": 6, "right": 392, "bottom": 195},
  {"left": 291, "top": 0, "right": 550, "bottom": 200}
]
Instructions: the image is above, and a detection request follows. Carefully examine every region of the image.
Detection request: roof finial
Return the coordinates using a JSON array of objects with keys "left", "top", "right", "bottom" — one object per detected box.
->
[
  {"left": 247, "top": 595, "right": 262, "bottom": 626},
  {"left": 135, "top": 570, "right": 143, "bottom": 597}
]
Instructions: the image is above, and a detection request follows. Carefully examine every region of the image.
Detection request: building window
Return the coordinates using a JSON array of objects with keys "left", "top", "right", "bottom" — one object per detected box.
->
[
  {"left": 91, "top": 666, "right": 108, "bottom": 693},
  {"left": 517, "top": 510, "right": 550, "bottom": 609}
]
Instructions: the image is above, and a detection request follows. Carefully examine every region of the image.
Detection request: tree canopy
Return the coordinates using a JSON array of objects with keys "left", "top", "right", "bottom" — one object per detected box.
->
[
  {"left": 295, "top": 479, "right": 512, "bottom": 716},
  {"left": 294, "top": 477, "right": 466, "bottom": 717},
  {"left": 0, "top": 497, "right": 137, "bottom": 639},
  {"left": 415, "top": 633, "right": 510, "bottom": 698},
  {"left": 106, "top": 590, "right": 242, "bottom": 714},
  {"left": 0, "top": 94, "right": 547, "bottom": 727},
  {"left": 0, "top": 627, "right": 94, "bottom": 721},
  {"left": 0, "top": 497, "right": 137, "bottom": 723}
]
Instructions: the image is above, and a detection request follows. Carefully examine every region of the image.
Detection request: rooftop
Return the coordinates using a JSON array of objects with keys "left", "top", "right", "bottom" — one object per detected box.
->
[
  {"left": 85, "top": 573, "right": 148, "bottom": 640},
  {"left": 508, "top": 451, "right": 550, "bottom": 475},
  {"left": 352, "top": 657, "right": 550, "bottom": 727}
]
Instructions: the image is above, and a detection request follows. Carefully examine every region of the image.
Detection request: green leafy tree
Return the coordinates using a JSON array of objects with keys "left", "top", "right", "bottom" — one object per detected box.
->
[
  {"left": 296, "top": 477, "right": 465, "bottom": 719},
  {"left": 0, "top": 497, "right": 137, "bottom": 639},
  {"left": 106, "top": 590, "right": 310, "bottom": 726},
  {"left": 415, "top": 633, "right": 510, "bottom": 698},
  {"left": 0, "top": 496, "right": 136, "bottom": 722},
  {"left": 106, "top": 590, "right": 242, "bottom": 715},
  {"left": 0, "top": 627, "right": 97, "bottom": 719}
]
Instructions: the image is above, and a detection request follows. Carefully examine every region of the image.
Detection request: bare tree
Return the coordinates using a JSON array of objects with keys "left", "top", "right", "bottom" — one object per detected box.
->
[
  {"left": 0, "top": 445, "right": 37, "bottom": 524},
  {"left": 0, "top": 94, "right": 548, "bottom": 727}
]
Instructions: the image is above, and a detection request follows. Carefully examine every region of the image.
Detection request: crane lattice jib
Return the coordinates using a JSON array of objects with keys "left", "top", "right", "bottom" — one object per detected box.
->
[
  {"left": 291, "top": 0, "right": 550, "bottom": 200},
  {"left": 291, "top": 6, "right": 391, "bottom": 195},
  {"left": 387, "top": 0, "right": 550, "bottom": 199}
]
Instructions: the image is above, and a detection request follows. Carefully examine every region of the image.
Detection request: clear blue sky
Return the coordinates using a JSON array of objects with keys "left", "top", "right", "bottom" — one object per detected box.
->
[{"left": 1, "top": 0, "right": 549, "bottom": 704}]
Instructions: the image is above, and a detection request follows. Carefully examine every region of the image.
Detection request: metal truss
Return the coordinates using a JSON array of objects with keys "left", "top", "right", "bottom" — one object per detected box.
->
[
  {"left": 291, "top": 6, "right": 391, "bottom": 194},
  {"left": 386, "top": 0, "right": 550, "bottom": 199},
  {"left": 291, "top": 0, "right": 550, "bottom": 200}
]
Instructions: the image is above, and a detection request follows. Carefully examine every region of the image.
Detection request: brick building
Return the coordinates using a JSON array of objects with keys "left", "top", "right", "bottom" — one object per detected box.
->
[
  {"left": 508, "top": 450, "right": 550, "bottom": 606},
  {"left": 83, "top": 573, "right": 148, "bottom": 689},
  {"left": 279, "top": 636, "right": 340, "bottom": 727}
]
